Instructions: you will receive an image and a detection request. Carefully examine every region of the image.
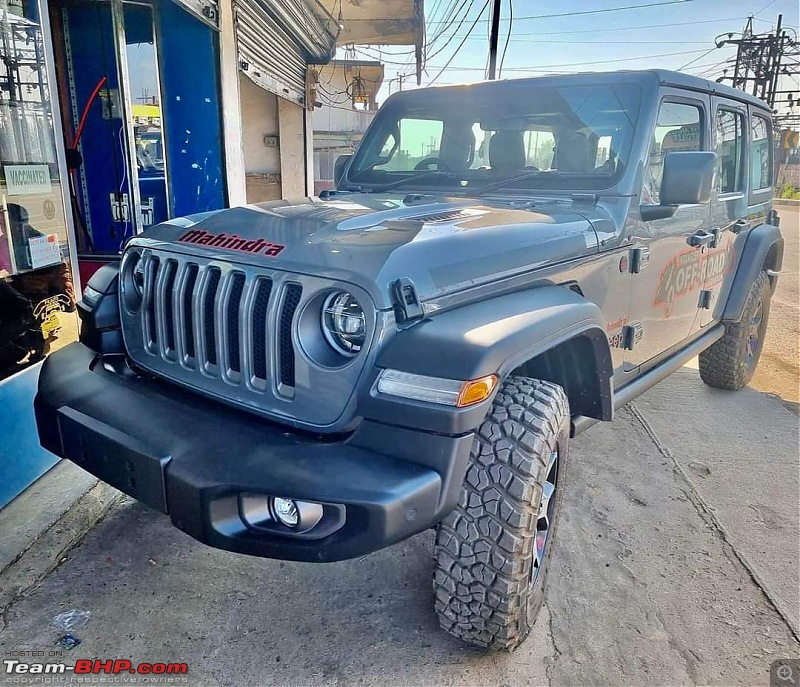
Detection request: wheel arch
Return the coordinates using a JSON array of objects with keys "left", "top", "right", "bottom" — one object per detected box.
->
[
  {"left": 507, "top": 327, "right": 613, "bottom": 424},
  {"left": 723, "top": 223, "right": 783, "bottom": 321},
  {"left": 373, "top": 284, "right": 614, "bottom": 429}
]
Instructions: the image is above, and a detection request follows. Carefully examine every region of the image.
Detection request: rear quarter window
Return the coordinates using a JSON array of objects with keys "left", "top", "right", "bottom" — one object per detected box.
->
[{"left": 750, "top": 113, "right": 773, "bottom": 192}]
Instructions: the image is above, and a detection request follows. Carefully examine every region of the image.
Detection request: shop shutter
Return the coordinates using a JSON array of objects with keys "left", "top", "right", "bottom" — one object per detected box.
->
[
  {"left": 233, "top": 0, "right": 309, "bottom": 106},
  {"left": 170, "top": 0, "right": 220, "bottom": 30}
]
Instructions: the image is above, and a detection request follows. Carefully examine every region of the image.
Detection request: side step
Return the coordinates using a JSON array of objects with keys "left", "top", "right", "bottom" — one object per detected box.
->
[{"left": 571, "top": 325, "right": 725, "bottom": 436}]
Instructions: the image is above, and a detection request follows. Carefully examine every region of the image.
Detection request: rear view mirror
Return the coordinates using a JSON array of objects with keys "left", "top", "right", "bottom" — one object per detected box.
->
[
  {"left": 334, "top": 154, "right": 353, "bottom": 188},
  {"left": 641, "top": 151, "right": 717, "bottom": 221}
]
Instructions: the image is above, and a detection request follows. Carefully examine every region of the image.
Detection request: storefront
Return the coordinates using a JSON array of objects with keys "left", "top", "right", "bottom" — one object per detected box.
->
[
  {"left": 1, "top": 0, "right": 416, "bottom": 508},
  {"left": 1, "top": 0, "right": 227, "bottom": 506},
  {"left": 1, "top": 0, "right": 79, "bottom": 505}
]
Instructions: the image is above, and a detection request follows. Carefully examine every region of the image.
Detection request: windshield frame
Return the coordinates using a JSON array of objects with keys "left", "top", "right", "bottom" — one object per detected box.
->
[{"left": 342, "top": 77, "right": 646, "bottom": 196}]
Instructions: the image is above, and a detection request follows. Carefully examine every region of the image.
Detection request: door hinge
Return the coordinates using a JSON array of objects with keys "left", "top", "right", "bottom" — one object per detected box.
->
[
  {"left": 698, "top": 289, "right": 713, "bottom": 310},
  {"left": 391, "top": 278, "right": 425, "bottom": 324},
  {"left": 630, "top": 246, "right": 650, "bottom": 274},
  {"left": 622, "top": 322, "right": 644, "bottom": 350}
]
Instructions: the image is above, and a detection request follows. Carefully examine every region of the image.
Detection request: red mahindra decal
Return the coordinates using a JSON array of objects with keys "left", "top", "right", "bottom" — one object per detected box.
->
[{"left": 178, "top": 229, "right": 285, "bottom": 257}]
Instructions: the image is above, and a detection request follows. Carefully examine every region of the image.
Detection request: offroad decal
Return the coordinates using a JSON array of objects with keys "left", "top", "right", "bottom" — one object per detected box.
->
[
  {"left": 178, "top": 229, "right": 285, "bottom": 257},
  {"left": 654, "top": 243, "right": 733, "bottom": 316},
  {"left": 607, "top": 316, "right": 628, "bottom": 348}
]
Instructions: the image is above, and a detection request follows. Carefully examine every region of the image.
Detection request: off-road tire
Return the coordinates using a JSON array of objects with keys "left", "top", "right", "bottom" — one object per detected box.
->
[
  {"left": 433, "top": 376, "right": 570, "bottom": 651},
  {"left": 699, "top": 271, "right": 771, "bottom": 390}
]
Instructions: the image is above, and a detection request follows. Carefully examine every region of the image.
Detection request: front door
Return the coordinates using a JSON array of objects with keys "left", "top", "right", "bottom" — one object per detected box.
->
[{"left": 625, "top": 94, "right": 711, "bottom": 369}]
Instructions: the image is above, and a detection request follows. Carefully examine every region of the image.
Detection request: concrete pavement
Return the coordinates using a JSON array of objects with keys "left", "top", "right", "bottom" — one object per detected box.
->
[{"left": 1, "top": 370, "right": 798, "bottom": 686}]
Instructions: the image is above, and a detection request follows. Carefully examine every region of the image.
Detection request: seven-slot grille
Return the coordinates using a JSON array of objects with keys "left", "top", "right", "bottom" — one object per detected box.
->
[{"left": 136, "top": 253, "right": 301, "bottom": 393}]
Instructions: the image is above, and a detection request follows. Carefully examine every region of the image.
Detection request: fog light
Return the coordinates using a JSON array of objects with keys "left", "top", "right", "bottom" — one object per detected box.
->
[
  {"left": 240, "top": 493, "right": 325, "bottom": 534},
  {"left": 271, "top": 497, "right": 299, "bottom": 528}
]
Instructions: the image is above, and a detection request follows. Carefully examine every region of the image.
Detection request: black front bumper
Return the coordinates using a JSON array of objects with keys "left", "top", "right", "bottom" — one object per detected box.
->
[{"left": 35, "top": 343, "right": 473, "bottom": 562}]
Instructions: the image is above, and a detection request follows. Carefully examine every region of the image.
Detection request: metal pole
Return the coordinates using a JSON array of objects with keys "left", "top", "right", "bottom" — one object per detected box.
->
[
  {"left": 487, "top": 0, "right": 502, "bottom": 80},
  {"left": 111, "top": 0, "right": 142, "bottom": 235},
  {"left": 768, "top": 14, "right": 783, "bottom": 109}
]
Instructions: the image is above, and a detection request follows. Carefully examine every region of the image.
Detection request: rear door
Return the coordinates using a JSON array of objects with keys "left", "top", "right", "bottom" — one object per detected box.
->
[
  {"left": 697, "top": 98, "right": 749, "bottom": 328},
  {"left": 625, "top": 92, "right": 711, "bottom": 369}
]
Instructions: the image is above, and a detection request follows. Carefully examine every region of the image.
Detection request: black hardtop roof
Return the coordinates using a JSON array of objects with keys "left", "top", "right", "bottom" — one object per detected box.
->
[{"left": 388, "top": 69, "right": 772, "bottom": 112}]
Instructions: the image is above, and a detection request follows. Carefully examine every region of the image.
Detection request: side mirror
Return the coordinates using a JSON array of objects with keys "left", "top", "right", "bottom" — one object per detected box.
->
[
  {"left": 641, "top": 151, "right": 718, "bottom": 221},
  {"left": 334, "top": 154, "right": 353, "bottom": 188}
]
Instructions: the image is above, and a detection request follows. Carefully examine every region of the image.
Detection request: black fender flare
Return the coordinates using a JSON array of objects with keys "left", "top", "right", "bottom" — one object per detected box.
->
[
  {"left": 369, "top": 285, "right": 613, "bottom": 431},
  {"left": 723, "top": 223, "right": 783, "bottom": 322}
]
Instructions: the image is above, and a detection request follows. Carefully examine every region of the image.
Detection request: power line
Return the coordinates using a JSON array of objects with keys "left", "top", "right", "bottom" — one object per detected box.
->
[
  {"left": 427, "top": 0, "right": 471, "bottom": 47},
  {"left": 423, "top": 0, "right": 693, "bottom": 23},
  {"left": 428, "top": 0, "right": 491, "bottom": 85},
  {"left": 423, "top": 16, "right": 792, "bottom": 37},
  {"left": 426, "top": 47, "right": 713, "bottom": 73},
  {"left": 497, "top": 0, "right": 512, "bottom": 78},
  {"left": 426, "top": 0, "right": 480, "bottom": 61},
  {"left": 677, "top": 46, "right": 720, "bottom": 70}
]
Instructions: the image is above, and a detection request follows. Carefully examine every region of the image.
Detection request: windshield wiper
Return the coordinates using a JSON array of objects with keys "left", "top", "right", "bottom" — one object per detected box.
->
[
  {"left": 352, "top": 170, "right": 458, "bottom": 193},
  {"left": 472, "top": 170, "right": 550, "bottom": 195}
]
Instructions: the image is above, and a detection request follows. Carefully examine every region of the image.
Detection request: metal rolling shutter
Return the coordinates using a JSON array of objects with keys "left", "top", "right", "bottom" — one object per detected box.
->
[
  {"left": 233, "top": 0, "right": 308, "bottom": 106},
  {"left": 171, "top": 0, "right": 220, "bottom": 30}
]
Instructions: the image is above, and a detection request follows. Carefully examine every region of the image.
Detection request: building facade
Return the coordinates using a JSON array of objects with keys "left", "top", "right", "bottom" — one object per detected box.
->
[
  {"left": 0, "top": 0, "right": 423, "bottom": 507},
  {"left": 312, "top": 59, "right": 383, "bottom": 194}
]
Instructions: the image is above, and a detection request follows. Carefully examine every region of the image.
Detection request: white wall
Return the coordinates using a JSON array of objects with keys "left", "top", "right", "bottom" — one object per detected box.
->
[{"left": 238, "top": 74, "right": 309, "bottom": 201}]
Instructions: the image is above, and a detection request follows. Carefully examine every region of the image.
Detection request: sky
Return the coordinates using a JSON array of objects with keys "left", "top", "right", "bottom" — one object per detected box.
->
[{"left": 344, "top": 0, "right": 800, "bottom": 113}]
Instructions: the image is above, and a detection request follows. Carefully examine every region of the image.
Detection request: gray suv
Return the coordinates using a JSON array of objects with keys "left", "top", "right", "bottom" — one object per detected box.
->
[{"left": 36, "top": 70, "right": 783, "bottom": 651}]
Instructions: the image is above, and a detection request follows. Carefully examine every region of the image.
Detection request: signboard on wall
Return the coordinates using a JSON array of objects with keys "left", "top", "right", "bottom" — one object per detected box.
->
[
  {"left": 28, "top": 234, "right": 61, "bottom": 269},
  {"left": 4, "top": 164, "right": 51, "bottom": 195}
]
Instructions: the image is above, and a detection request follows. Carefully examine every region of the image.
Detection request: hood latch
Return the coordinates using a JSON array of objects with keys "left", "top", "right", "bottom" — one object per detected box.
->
[{"left": 391, "top": 278, "right": 425, "bottom": 324}]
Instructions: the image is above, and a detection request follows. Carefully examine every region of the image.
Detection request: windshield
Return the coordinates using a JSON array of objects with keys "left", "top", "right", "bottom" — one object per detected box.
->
[{"left": 347, "top": 82, "right": 642, "bottom": 193}]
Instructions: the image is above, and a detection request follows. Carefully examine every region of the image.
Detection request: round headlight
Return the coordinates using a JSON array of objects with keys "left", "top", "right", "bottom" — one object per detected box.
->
[
  {"left": 131, "top": 254, "right": 145, "bottom": 297},
  {"left": 321, "top": 291, "right": 366, "bottom": 356},
  {"left": 121, "top": 250, "right": 145, "bottom": 312}
]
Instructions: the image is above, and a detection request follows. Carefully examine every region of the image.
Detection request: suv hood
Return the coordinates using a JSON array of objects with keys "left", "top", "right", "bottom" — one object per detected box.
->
[{"left": 133, "top": 194, "right": 600, "bottom": 309}]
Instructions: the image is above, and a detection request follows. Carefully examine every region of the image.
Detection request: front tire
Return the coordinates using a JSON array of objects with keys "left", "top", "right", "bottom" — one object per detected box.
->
[
  {"left": 433, "top": 377, "right": 570, "bottom": 651},
  {"left": 699, "top": 271, "right": 771, "bottom": 390}
]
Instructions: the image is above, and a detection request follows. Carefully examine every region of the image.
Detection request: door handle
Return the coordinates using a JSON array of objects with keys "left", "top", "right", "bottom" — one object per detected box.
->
[
  {"left": 688, "top": 230, "right": 715, "bottom": 247},
  {"left": 731, "top": 218, "right": 750, "bottom": 234}
]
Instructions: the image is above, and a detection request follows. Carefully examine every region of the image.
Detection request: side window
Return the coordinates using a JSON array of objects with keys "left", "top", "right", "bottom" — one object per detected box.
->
[
  {"left": 644, "top": 101, "right": 703, "bottom": 204},
  {"left": 715, "top": 109, "right": 745, "bottom": 195},
  {"left": 377, "top": 118, "right": 444, "bottom": 172},
  {"left": 750, "top": 113, "right": 772, "bottom": 192}
]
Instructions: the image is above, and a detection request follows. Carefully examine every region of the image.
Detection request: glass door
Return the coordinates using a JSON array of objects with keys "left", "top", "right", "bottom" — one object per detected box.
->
[
  {"left": 1, "top": 0, "right": 79, "bottom": 381},
  {"left": 54, "top": 0, "right": 168, "bottom": 262},
  {"left": 123, "top": 1, "right": 169, "bottom": 229}
]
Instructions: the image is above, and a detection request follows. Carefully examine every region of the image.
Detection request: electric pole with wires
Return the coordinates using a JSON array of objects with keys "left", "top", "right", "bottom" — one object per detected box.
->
[{"left": 716, "top": 14, "right": 799, "bottom": 126}]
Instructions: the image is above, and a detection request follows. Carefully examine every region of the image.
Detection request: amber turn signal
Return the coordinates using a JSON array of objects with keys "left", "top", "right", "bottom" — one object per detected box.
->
[{"left": 457, "top": 375, "right": 498, "bottom": 407}]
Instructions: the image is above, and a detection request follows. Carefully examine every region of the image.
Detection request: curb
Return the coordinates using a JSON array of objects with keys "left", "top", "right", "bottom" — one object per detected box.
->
[
  {"left": 0, "top": 463, "right": 122, "bottom": 614},
  {"left": 774, "top": 198, "right": 800, "bottom": 206}
]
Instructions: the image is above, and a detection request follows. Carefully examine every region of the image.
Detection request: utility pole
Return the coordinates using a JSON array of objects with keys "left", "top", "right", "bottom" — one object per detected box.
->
[
  {"left": 487, "top": 0, "right": 502, "bottom": 80},
  {"left": 717, "top": 14, "right": 799, "bottom": 125}
]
